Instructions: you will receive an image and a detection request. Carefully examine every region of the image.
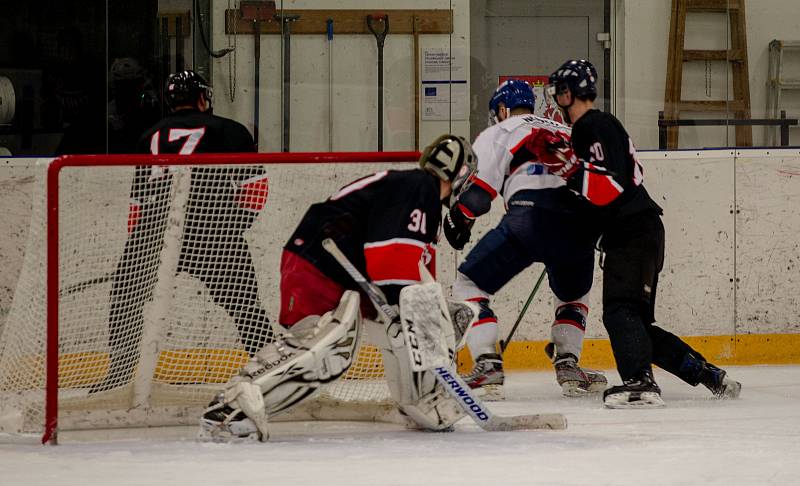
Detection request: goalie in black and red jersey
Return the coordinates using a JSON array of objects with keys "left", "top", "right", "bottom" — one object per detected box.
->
[
  {"left": 537, "top": 59, "right": 741, "bottom": 408},
  {"left": 200, "top": 135, "right": 481, "bottom": 441}
]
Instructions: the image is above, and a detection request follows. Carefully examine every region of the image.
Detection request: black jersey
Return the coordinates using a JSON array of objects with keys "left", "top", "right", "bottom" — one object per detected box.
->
[
  {"left": 130, "top": 108, "right": 266, "bottom": 237},
  {"left": 286, "top": 169, "right": 442, "bottom": 304},
  {"left": 137, "top": 108, "right": 255, "bottom": 154},
  {"left": 568, "top": 109, "right": 662, "bottom": 219}
]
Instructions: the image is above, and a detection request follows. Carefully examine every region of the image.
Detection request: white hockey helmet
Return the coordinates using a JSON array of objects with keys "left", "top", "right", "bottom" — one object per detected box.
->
[{"left": 419, "top": 134, "right": 478, "bottom": 207}]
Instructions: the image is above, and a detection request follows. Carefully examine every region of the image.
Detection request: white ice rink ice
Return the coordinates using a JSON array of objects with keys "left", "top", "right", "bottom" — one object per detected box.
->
[{"left": 2, "top": 365, "right": 798, "bottom": 486}]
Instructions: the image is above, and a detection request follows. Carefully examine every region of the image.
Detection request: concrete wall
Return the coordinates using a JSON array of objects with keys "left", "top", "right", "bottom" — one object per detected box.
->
[
  {"left": 156, "top": 0, "right": 800, "bottom": 152},
  {"left": 208, "top": 0, "right": 470, "bottom": 152}
]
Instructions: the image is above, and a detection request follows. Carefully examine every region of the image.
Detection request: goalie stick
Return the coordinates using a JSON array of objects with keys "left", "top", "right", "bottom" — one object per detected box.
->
[{"left": 321, "top": 238, "right": 567, "bottom": 431}]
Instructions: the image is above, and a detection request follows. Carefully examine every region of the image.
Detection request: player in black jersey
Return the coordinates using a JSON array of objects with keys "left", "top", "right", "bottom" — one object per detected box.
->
[
  {"left": 536, "top": 59, "right": 741, "bottom": 408},
  {"left": 95, "top": 70, "right": 271, "bottom": 393}
]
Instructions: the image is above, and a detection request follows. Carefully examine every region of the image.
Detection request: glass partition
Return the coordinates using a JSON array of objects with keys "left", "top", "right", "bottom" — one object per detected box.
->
[{"left": 1, "top": 0, "right": 799, "bottom": 155}]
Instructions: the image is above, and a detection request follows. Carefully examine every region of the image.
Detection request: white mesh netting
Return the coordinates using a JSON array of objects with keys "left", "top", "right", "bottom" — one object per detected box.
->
[{"left": 0, "top": 157, "right": 405, "bottom": 437}]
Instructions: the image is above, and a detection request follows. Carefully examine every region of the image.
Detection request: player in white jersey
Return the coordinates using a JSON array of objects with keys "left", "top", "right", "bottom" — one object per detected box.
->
[{"left": 443, "top": 80, "right": 607, "bottom": 399}]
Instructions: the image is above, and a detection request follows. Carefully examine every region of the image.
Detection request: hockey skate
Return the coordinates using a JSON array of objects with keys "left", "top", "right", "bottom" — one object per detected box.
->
[
  {"left": 545, "top": 343, "right": 607, "bottom": 397},
  {"left": 199, "top": 398, "right": 262, "bottom": 443},
  {"left": 701, "top": 365, "right": 742, "bottom": 399},
  {"left": 681, "top": 353, "right": 742, "bottom": 399},
  {"left": 462, "top": 353, "right": 504, "bottom": 401},
  {"left": 603, "top": 368, "right": 665, "bottom": 409}
]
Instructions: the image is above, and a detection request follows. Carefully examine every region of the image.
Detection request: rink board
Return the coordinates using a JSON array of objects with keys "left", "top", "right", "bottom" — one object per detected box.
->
[{"left": 1, "top": 149, "right": 799, "bottom": 372}]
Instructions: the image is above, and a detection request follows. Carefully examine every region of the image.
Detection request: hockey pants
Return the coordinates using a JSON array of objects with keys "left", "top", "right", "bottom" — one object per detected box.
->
[{"left": 600, "top": 209, "right": 708, "bottom": 383}]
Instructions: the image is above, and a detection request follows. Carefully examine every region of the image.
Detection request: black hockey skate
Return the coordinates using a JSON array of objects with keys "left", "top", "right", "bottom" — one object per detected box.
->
[
  {"left": 603, "top": 368, "right": 665, "bottom": 409},
  {"left": 680, "top": 353, "right": 742, "bottom": 399}
]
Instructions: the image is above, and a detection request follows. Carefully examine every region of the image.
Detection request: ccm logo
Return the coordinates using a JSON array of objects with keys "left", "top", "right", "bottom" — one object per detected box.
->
[{"left": 404, "top": 319, "right": 424, "bottom": 367}]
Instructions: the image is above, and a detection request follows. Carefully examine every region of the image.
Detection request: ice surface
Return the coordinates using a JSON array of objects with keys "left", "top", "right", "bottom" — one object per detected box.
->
[{"left": 2, "top": 365, "right": 798, "bottom": 486}]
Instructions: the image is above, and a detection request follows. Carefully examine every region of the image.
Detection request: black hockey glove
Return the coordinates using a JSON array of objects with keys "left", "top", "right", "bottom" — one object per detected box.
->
[{"left": 443, "top": 204, "right": 475, "bottom": 250}]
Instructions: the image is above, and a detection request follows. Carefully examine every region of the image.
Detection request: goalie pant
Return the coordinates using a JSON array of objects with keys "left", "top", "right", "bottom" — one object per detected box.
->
[
  {"left": 104, "top": 109, "right": 271, "bottom": 389},
  {"left": 452, "top": 113, "right": 601, "bottom": 359},
  {"left": 566, "top": 108, "right": 724, "bottom": 385}
]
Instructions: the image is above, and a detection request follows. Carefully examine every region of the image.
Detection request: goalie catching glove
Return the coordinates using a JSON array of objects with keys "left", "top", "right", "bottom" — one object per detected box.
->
[{"left": 527, "top": 129, "right": 579, "bottom": 179}]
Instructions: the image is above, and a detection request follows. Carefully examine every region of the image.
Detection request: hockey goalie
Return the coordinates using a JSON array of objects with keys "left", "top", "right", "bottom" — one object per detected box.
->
[{"left": 200, "top": 134, "right": 480, "bottom": 441}]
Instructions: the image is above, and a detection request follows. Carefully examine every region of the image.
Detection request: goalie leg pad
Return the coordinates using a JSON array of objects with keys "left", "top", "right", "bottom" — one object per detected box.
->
[
  {"left": 399, "top": 281, "right": 457, "bottom": 368},
  {"left": 447, "top": 300, "right": 479, "bottom": 351},
  {"left": 399, "top": 381, "right": 466, "bottom": 431},
  {"left": 201, "top": 291, "right": 361, "bottom": 440},
  {"left": 381, "top": 335, "right": 465, "bottom": 431},
  {"left": 380, "top": 282, "right": 466, "bottom": 430},
  {"left": 249, "top": 290, "right": 361, "bottom": 415}
]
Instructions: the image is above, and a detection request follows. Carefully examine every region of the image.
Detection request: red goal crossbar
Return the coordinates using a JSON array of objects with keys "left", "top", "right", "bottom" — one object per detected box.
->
[{"left": 43, "top": 151, "right": 420, "bottom": 444}]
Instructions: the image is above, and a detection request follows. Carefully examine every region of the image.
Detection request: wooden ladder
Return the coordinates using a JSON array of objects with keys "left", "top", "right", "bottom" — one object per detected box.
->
[{"left": 664, "top": 0, "right": 752, "bottom": 148}]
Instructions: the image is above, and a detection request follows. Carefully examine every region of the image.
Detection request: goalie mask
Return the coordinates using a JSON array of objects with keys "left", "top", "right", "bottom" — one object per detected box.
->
[
  {"left": 165, "top": 70, "right": 213, "bottom": 111},
  {"left": 488, "top": 79, "right": 536, "bottom": 125},
  {"left": 419, "top": 134, "right": 478, "bottom": 208}
]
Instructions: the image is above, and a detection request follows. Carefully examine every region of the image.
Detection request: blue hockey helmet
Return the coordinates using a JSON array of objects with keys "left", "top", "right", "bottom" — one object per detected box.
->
[
  {"left": 547, "top": 59, "right": 598, "bottom": 101},
  {"left": 488, "top": 79, "right": 536, "bottom": 124}
]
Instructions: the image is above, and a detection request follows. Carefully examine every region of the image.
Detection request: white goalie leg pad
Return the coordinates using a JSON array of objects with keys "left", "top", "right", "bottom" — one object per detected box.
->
[
  {"left": 447, "top": 300, "right": 479, "bottom": 351},
  {"left": 379, "top": 282, "right": 466, "bottom": 430},
  {"left": 219, "top": 291, "right": 362, "bottom": 428},
  {"left": 399, "top": 281, "right": 457, "bottom": 368},
  {"left": 421, "top": 262, "right": 478, "bottom": 351}
]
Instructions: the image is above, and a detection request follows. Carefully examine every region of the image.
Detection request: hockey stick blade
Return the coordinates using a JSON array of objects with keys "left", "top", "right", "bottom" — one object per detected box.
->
[
  {"left": 481, "top": 413, "right": 567, "bottom": 431},
  {"left": 321, "top": 237, "right": 567, "bottom": 432},
  {"left": 433, "top": 366, "right": 567, "bottom": 431}
]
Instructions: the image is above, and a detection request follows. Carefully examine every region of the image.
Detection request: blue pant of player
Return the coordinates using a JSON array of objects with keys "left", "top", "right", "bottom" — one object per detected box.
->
[
  {"left": 459, "top": 202, "right": 597, "bottom": 302},
  {"left": 453, "top": 192, "right": 600, "bottom": 359}
]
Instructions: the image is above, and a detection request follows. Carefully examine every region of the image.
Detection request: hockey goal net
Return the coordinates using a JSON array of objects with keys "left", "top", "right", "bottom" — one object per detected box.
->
[{"left": 0, "top": 152, "right": 420, "bottom": 443}]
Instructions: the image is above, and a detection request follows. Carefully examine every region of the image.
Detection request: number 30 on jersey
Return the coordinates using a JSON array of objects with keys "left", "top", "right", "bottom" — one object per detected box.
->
[{"left": 407, "top": 209, "right": 427, "bottom": 234}]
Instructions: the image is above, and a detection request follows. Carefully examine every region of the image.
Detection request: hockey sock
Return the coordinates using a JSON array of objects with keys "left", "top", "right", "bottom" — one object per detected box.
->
[{"left": 465, "top": 299, "right": 499, "bottom": 357}]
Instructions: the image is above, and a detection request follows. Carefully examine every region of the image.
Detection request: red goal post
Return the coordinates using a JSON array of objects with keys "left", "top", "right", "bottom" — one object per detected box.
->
[{"left": 3, "top": 151, "right": 421, "bottom": 444}]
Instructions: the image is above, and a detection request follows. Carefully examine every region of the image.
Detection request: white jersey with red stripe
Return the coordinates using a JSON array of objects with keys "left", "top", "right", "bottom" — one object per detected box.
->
[{"left": 471, "top": 114, "right": 572, "bottom": 203}]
